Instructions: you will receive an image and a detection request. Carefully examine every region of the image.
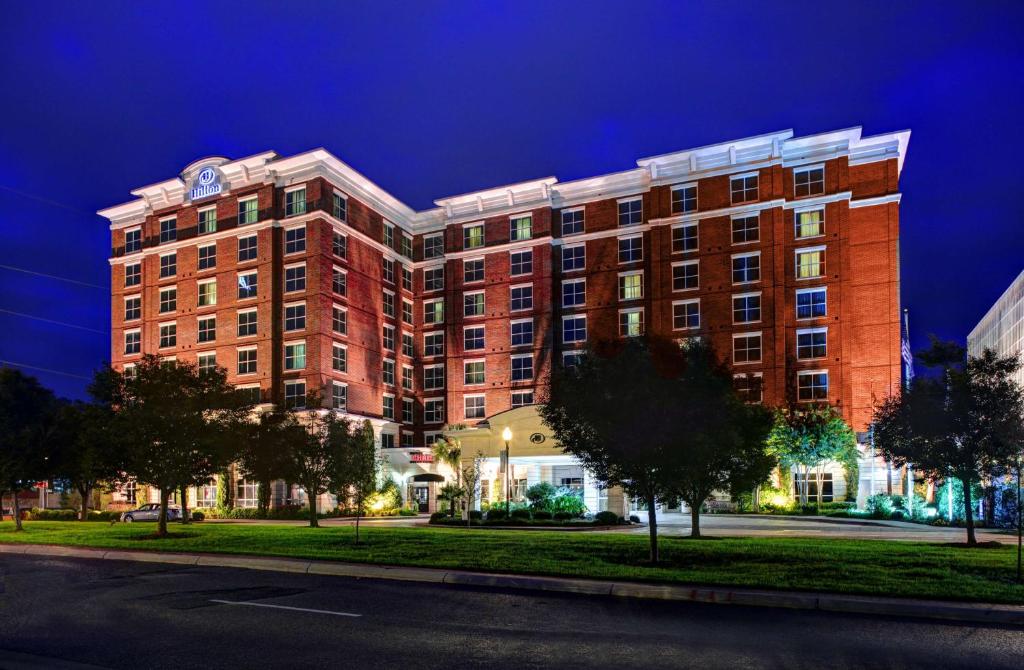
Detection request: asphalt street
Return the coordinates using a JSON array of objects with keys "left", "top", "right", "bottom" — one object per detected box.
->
[{"left": 0, "top": 555, "right": 1021, "bottom": 669}]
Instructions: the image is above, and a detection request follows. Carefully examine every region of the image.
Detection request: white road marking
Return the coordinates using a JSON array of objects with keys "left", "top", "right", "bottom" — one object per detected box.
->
[{"left": 209, "top": 599, "right": 361, "bottom": 617}]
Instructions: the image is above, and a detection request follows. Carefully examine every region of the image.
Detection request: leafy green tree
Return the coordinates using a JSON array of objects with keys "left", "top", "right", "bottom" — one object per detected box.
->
[
  {"left": 334, "top": 420, "right": 378, "bottom": 544},
  {"left": 525, "top": 481, "right": 557, "bottom": 510},
  {"left": 431, "top": 434, "right": 463, "bottom": 518},
  {"left": 767, "top": 405, "right": 856, "bottom": 505},
  {"left": 873, "top": 340, "right": 1024, "bottom": 545},
  {"left": 0, "top": 368, "right": 59, "bottom": 531},
  {"left": 237, "top": 410, "right": 294, "bottom": 517},
  {"left": 51, "top": 397, "right": 121, "bottom": 521},
  {"left": 460, "top": 451, "right": 485, "bottom": 526},
  {"left": 282, "top": 400, "right": 341, "bottom": 528}
]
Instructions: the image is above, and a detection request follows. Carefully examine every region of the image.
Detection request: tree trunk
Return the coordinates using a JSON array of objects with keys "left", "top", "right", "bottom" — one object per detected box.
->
[
  {"left": 752, "top": 485, "right": 760, "bottom": 513},
  {"left": 11, "top": 490, "right": 22, "bottom": 531},
  {"left": 886, "top": 463, "right": 893, "bottom": 496},
  {"left": 354, "top": 500, "right": 361, "bottom": 545},
  {"left": 258, "top": 480, "right": 271, "bottom": 518},
  {"left": 308, "top": 487, "right": 319, "bottom": 528},
  {"left": 816, "top": 465, "right": 824, "bottom": 506},
  {"left": 158, "top": 489, "right": 170, "bottom": 537},
  {"left": 179, "top": 484, "right": 190, "bottom": 524},
  {"left": 646, "top": 491, "right": 659, "bottom": 563},
  {"left": 961, "top": 477, "right": 976, "bottom": 546},
  {"left": 689, "top": 498, "right": 702, "bottom": 538},
  {"left": 800, "top": 466, "right": 809, "bottom": 505},
  {"left": 78, "top": 484, "right": 91, "bottom": 521}
]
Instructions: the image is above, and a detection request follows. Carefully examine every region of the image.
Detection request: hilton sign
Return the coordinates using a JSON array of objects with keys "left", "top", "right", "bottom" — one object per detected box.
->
[{"left": 189, "top": 166, "right": 222, "bottom": 201}]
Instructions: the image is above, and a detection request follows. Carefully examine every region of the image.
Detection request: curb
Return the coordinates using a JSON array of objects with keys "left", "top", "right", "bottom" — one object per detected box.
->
[{"left": 3, "top": 542, "right": 1022, "bottom": 626}]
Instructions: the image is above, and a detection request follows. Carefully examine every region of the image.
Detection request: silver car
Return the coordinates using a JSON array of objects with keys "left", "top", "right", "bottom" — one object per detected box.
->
[{"left": 120, "top": 503, "right": 181, "bottom": 523}]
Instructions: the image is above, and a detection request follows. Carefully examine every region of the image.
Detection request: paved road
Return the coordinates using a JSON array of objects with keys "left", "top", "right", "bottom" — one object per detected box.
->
[{"left": 0, "top": 555, "right": 1021, "bottom": 669}]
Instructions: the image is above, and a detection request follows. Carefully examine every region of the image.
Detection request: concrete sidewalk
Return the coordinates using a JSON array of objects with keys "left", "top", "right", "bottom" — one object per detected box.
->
[{"left": 1, "top": 542, "right": 1021, "bottom": 626}]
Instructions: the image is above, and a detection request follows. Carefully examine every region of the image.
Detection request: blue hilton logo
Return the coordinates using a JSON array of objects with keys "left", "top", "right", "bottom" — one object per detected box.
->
[{"left": 190, "top": 166, "right": 222, "bottom": 200}]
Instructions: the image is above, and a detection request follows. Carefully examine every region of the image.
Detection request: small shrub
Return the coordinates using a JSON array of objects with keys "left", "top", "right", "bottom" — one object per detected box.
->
[
  {"left": 398, "top": 508, "right": 418, "bottom": 517},
  {"left": 191, "top": 511, "right": 205, "bottom": 522},
  {"left": 866, "top": 494, "right": 895, "bottom": 519},
  {"left": 594, "top": 511, "right": 619, "bottom": 525},
  {"left": 551, "top": 489, "right": 587, "bottom": 517},
  {"left": 890, "top": 510, "right": 905, "bottom": 521},
  {"left": 486, "top": 509, "right": 508, "bottom": 521},
  {"left": 532, "top": 510, "right": 553, "bottom": 520},
  {"left": 429, "top": 512, "right": 447, "bottom": 523},
  {"left": 552, "top": 511, "right": 572, "bottom": 521},
  {"left": 525, "top": 482, "right": 557, "bottom": 511},
  {"left": 629, "top": 514, "right": 641, "bottom": 523},
  {"left": 510, "top": 508, "right": 532, "bottom": 521}
]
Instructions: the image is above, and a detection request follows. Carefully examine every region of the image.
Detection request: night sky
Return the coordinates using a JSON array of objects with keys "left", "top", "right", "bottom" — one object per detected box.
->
[{"left": 1, "top": 1, "right": 1021, "bottom": 400}]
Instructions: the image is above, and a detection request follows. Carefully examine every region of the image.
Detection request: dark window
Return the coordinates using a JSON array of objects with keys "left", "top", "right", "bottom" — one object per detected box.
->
[{"left": 671, "top": 184, "right": 697, "bottom": 214}]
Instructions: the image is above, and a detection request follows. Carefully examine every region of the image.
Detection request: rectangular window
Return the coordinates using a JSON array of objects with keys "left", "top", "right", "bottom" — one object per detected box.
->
[
  {"left": 511, "top": 354, "right": 533, "bottom": 382},
  {"left": 510, "top": 215, "right": 532, "bottom": 241},
  {"left": 380, "top": 433, "right": 396, "bottom": 449},
  {"left": 794, "top": 166, "right": 825, "bottom": 197},
  {"left": 383, "top": 222, "right": 394, "bottom": 249},
  {"left": 732, "top": 293, "right": 761, "bottom": 324},
  {"left": 671, "top": 184, "right": 697, "bottom": 214},
  {"left": 238, "top": 197, "right": 258, "bottom": 225},
  {"left": 464, "top": 325, "right": 485, "bottom": 351},
  {"left": 382, "top": 290, "right": 395, "bottom": 318},
  {"left": 401, "top": 234, "right": 413, "bottom": 259},
  {"left": 731, "top": 174, "right": 758, "bottom": 204},
  {"left": 332, "top": 343, "right": 347, "bottom": 373},
  {"left": 332, "top": 231, "right": 347, "bottom": 258},
  {"left": 237, "top": 348, "right": 257, "bottom": 375},
  {"left": 798, "top": 371, "right": 829, "bottom": 402},
  {"left": 563, "top": 315, "right": 587, "bottom": 343},
  {"left": 402, "top": 299, "right": 413, "bottom": 325},
  {"left": 795, "top": 208, "right": 824, "bottom": 239},
  {"left": 796, "top": 287, "right": 827, "bottom": 319},
  {"left": 464, "top": 360, "right": 485, "bottom": 385},
  {"left": 672, "top": 261, "right": 698, "bottom": 291},
  {"left": 511, "top": 319, "right": 533, "bottom": 347},
  {"left": 797, "top": 328, "right": 828, "bottom": 360},
  {"left": 562, "top": 244, "right": 585, "bottom": 272},
  {"left": 402, "top": 397, "right": 414, "bottom": 423},
  {"left": 333, "top": 192, "right": 347, "bottom": 221},
  {"left": 159, "top": 323, "right": 176, "bottom": 349},
  {"left": 332, "top": 382, "right": 347, "bottom": 410},
  {"left": 159, "top": 218, "right": 177, "bottom": 243},
  {"left": 734, "top": 373, "right": 763, "bottom": 403},
  {"left": 382, "top": 258, "right": 394, "bottom": 284},
  {"left": 160, "top": 253, "right": 176, "bottom": 278},
  {"left": 511, "top": 390, "right": 534, "bottom": 408},
  {"left": 733, "top": 333, "right": 762, "bottom": 364},
  {"left": 402, "top": 332, "right": 414, "bottom": 357},
  {"left": 618, "top": 198, "right": 642, "bottom": 226},
  {"left": 382, "top": 359, "right": 395, "bottom": 386},
  {"left": 284, "top": 342, "right": 306, "bottom": 370},
  {"left": 464, "top": 291, "right": 485, "bottom": 317},
  {"left": 332, "top": 306, "right": 347, "bottom": 335},
  {"left": 124, "top": 330, "right": 141, "bottom": 355},
  {"left": 618, "top": 236, "right": 642, "bottom": 263},
  {"left": 619, "top": 272, "right": 643, "bottom": 301},
  {"left": 424, "top": 365, "right": 445, "bottom": 391},
  {"left": 238, "top": 271, "right": 257, "bottom": 299},
  {"left": 383, "top": 325, "right": 395, "bottom": 351},
  {"left": 197, "top": 316, "right": 216, "bottom": 343},
  {"left": 332, "top": 267, "right": 347, "bottom": 296},
  {"left": 424, "top": 332, "right": 444, "bottom": 357},
  {"left": 562, "top": 279, "right": 585, "bottom": 307},
  {"left": 285, "top": 188, "right": 306, "bottom": 217},
  {"left": 424, "top": 299, "right": 444, "bottom": 325},
  {"left": 510, "top": 285, "right": 532, "bottom": 312},
  {"left": 796, "top": 248, "right": 825, "bottom": 279},
  {"left": 238, "top": 235, "right": 257, "bottom": 262},
  {"left": 285, "top": 226, "right": 306, "bottom": 254},
  {"left": 425, "top": 267, "right": 444, "bottom": 292},
  {"left": 402, "top": 267, "right": 412, "bottom": 292},
  {"left": 463, "top": 258, "right": 484, "bottom": 283},
  {"left": 464, "top": 395, "right": 486, "bottom": 419},
  {"left": 563, "top": 351, "right": 584, "bottom": 368},
  {"left": 732, "top": 253, "right": 760, "bottom": 284},
  {"left": 198, "top": 208, "right": 217, "bottom": 235},
  {"left": 425, "top": 398, "right": 445, "bottom": 424},
  {"left": 198, "top": 280, "right": 217, "bottom": 307},
  {"left": 561, "top": 208, "right": 584, "bottom": 236},
  {"left": 125, "top": 263, "right": 141, "bottom": 287},
  {"left": 510, "top": 250, "right": 532, "bottom": 276},
  {"left": 124, "top": 296, "right": 141, "bottom": 321},
  {"left": 464, "top": 224, "right": 484, "bottom": 249},
  {"left": 672, "top": 300, "right": 700, "bottom": 330},
  {"left": 237, "top": 309, "right": 257, "bottom": 337},
  {"left": 284, "top": 303, "right": 306, "bottom": 332},
  {"left": 236, "top": 386, "right": 259, "bottom": 405},
  {"left": 284, "top": 381, "right": 306, "bottom": 409},
  {"left": 424, "top": 234, "right": 444, "bottom": 259},
  {"left": 197, "top": 352, "right": 216, "bottom": 374},
  {"left": 285, "top": 264, "right": 306, "bottom": 293},
  {"left": 159, "top": 287, "right": 176, "bottom": 313},
  {"left": 731, "top": 215, "right": 759, "bottom": 244},
  {"left": 793, "top": 473, "right": 833, "bottom": 502},
  {"left": 619, "top": 309, "right": 644, "bottom": 337},
  {"left": 402, "top": 365, "right": 413, "bottom": 391},
  {"left": 672, "top": 223, "right": 698, "bottom": 254},
  {"left": 124, "top": 228, "right": 141, "bottom": 253},
  {"left": 197, "top": 244, "right": 216, "bottom": 270}
]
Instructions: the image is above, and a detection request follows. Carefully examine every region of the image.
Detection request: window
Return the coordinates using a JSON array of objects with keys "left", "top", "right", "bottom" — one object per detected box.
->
[
  {"left": 402, "top": 365, "right": 413, "bottom": 391},
  {"left": 464, "top": 291, "right": 485, "bottom": 317},
  {"left": 284, "top": 342, "right": 306, "bottom": 370},
  {"left": 464, "top": 258, "right": 484, "bottom": 283},
  {"left": 401, "top": 234, "right": 413, "bottom": 259},
  {"left": 125, "top": 263, "right": 141, "bottom": 287},
  {"left": 402, "top": 397, "right": 414, "bottom": 423},
  {"left": 464, "top": 224, "right": 484, "bottom": 249},
  {"left": 159, "top": 323, "right": 176, "bottom": 349},
  {"left": 511, "top": 391, "right": 534, "bottom": 408},
  {"left": 424, "top": 234, "right": 444, "bottom": 259},
  {"left": 464, "top": 325, "right": 485, "bottom": 351},
  {"left": 425, "top": 398, "right": 445, "bottom": 423},
  {"left": 382, "top": 257, "right": 394, "bottom": 284},
  {"left": 794, "top": 472, "right": 833, "bottom": 502},
  {"left": 797, "top": 328, "right": 828, "bottom": 360},
  {"left": 198, "top": 280, "right": 217, "bottom": 307},
  {"left": 424, "top": 332, "right": 444, "bottom": 357},
  {"left": 797, "top": 287, "right": 827, "bottom": 319},
  {"left": 672, "top": 300, "right": 700, "bottom": 330},
  {"left": 332, "top": 192, "right": 347, "bottom": 221},
  {"left": 332, "top": 382, "right": 347, "bottom": 410},
  {"left": 285, "top": 264, "right": 306, "bottom": 293},
  {"left": 284, "top": 226, "right": 305, "bottom": 254},
  {"left": 382, "top": 290, "right": 395, "bottom": 318},
  {"left": 424, "top": 299, "right": 443, "bottom": 325},
  {"left": 672, "top": 223, "right": 698, "bottom": 254},
  {"left": 402, "top": 267, "right": 412, "bottom": 292},
  {"left": 510, "top": 285, "right": 532, "bottom": 311},
  {"left": 734, "top": 373, "right": 763, "bottom": 403},
  {"left": 285, "top": 303, "right": 306, "bottom": 332},
  {"left": 332, "top": 267, "right": 347, "bottom": 296},
  {"left": 402, "top": 299, "right": 413, "bottom": 325},
  {"left": 794, "top": 166, "right": 825, "bottom": 197},
  {"left": 238, "top": 235, "right": 257, "bottom": 262},
  {"left": 562, "top": 279, "right": 585, "bottom": 308},
  {"left": 619, "top": 309, "right": 644, "bottom": 337},
  {"left": 510, "top": 250, "right": 532, "bottom": 276},
  {"left": 510, "top": 215, "right": 532, "bottom": 241},
  {"left": 618, "top": 198, "right": 642, "bottom": 226},
  {"left": 731, "top": 174, "right": 758, "bottom": 203},
  {"left": 124, "top": 296, "right": 140, "bottom": 321},
  {"left": 382, "top": 359, "right": 395, "bottom": 386},
  {"left": 237, "top": 309, "right": 257, "bottom": 337},
  {"left": 238, "top": 197, "right": 258, "bottom": 225},
  {"left": 383, "top": 222, "right": 395, "bottom": 249},
  {"left": 402, "top": 332, "right": 414, "bottom": 357},
  {"left": 332, "top": 343, "right": 347, "bottom": 373},
  {"left": 563, "top": 351, "right": 584, "bottom": 368},
  {"left": 198, "top": 208, "right": 217, "bottom": 234},
  {"left": 671, "top": 184, "right": 697, "bottom": 214},
  {"left": 796, "top": 247, "right": 825, "bottom": 279},
  {"left": 425, "top": 267, "right": 444, "bottom": 292},
  {"left": 563, "top": 315, "right": 586, "bottom": 343},
  {"left": 159, "top": 287, "right": 176, "bottom": 313},
  {"left": 198, "top": 316, "right": 216, "bottom": 343},
  {"left": 733, "top": 293, "right": 761, "bottom": 324},
  {"left": 797, "top": 371, "right": 829, "bottom": 402},
  {"left": 619, "top": 272, "right": 643, "bottom": 301},
  {"left": 511, "top": 319, "right": 533, "bottom": 347},
  {"left": 795, "top": 208, "right": 824, "bottom": 239},
  {"left": 562, "top": 244, "right": 585, "bottom": 272},
  {"left": 159, "top": 218, "right": 177, "bottom": 243},
  {"left": 732, "top": 252, "right": 760, "bottom": 284},
  {"left": 285, "top": 188, "right": 306, "bottom": 217},
  {"left": 424, "top": 365, "right": 445, "bottom": 391},
  {"left": 672, "top": 261, "right": 698, "bottom": 291},
  {"left": 124, "top": 330, "right": 141, "bottom": 355},
  {"left": 618, "top": 236, "right": 642, "bottom": 263},
  {"left": 197, "top": 352, "right": 216, "bottom": 374},
  {"left": 465, "top": 395, "right": 486, "bottom": 419},
  {"left": 731, "top": 215, "right": 759, "bottom": 244},
  {"left": 159, "top": 253, "right": 176, "bottom": 278},
  {"left": 284, "top": 381, "right": 306, "bottom": 409},
  {"left": 464, "top": 360, "right": 485, "bottom": 385},
  {"left": 238, "top": 271, "right": 257, "bottom": 299},
  {"left": 561, "top": 208, "right": 584, "bottom": 236},
  {"left": 332, "top": 231, "right": 347, "bottom": 258},
  {"left": 383, "top": 325, "right": 395, "bottom": 351},
  {"left": 380, "top": 433, "right": 396, "bottom": 449},
  {"left": 733, "top": 333, "right": 762, "bottom": 364},
  {"left": 195, "top": 244, "right": 216, "bottom": 271},
  {"left": 511, "top": 354, "right": 533, "bottom": 382},
  {"left": 332, "top": 305, "right": 347, "bottom": 335},
  {"left": 124, "top": 228, "right": 141, "bottom": 253}
]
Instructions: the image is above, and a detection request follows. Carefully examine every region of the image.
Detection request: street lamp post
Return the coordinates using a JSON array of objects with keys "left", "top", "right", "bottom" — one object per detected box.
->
[{"left": 502, "top": 427, "right": 512, "bottom": 516}]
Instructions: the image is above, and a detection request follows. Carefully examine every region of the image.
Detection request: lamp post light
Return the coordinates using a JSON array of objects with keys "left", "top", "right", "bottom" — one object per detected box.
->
[{"left": 502, "top": 426, "right": 513, "bottom": 516}]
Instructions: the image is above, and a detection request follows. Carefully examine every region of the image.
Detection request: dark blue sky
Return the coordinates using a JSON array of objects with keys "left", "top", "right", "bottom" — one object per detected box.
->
[{"left": 1, "top": 1, "right": 1022, "bottom": 399}]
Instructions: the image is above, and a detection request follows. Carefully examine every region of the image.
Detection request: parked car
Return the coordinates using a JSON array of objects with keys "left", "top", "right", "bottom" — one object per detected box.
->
[{"left": 120, "top": 503, "right": 181, "bottom": 523}]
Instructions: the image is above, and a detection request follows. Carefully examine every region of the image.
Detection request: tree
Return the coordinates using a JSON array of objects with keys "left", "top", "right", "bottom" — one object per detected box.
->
[
  {"left": 431, "top": 434, "right": 462, "bottom": 518},
  {"left": 110, "top": 356, "right": 247, "bottom": 537},
  {"left": 333, "top": 420, "right": 378, "bottom": 544},
  {"left": 237, "top": 410, "right": 294, "bottom": 517},
  {"left": 51, "top": 398, "right": 121, "bottom": 521},
  {"left": 460, "top": 451, "right": 485, "bottom": 527},
  {"left": 873, "top": 340, "right": 1024, "bottom": 546},
  {"left": 283, "top": 399, "right": 341, "bottom": 528},
  {"left": 767, "top": 405, "right": 856, "bottom": 505},
  {"left": 0, "top": 368, "right": 59, "bottom": 531}
]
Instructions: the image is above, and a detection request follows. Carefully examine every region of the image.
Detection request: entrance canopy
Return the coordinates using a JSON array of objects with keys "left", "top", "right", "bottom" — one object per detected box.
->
[{"left": 411, "top": 473, "right": 445, "bottom": 483}]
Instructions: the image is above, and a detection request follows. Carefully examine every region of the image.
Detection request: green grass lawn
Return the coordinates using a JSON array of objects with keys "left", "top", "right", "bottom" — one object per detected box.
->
[{"left": 2, "top": 520, "right": 1023, "bottom": 605}]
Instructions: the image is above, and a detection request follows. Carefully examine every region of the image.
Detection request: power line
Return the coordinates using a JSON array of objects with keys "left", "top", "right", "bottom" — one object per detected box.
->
[
  {"left": 0, "top": 263, "right": 107, "bottom": 290},
  {"left": 0, "top": 308, "right": 108, "bottom": 334},
  {"left": 0, "top": 360, "right": 92, "bottom": 381},
  {"left": 0, "top": 184, "right": 96, "bottom": 216}
]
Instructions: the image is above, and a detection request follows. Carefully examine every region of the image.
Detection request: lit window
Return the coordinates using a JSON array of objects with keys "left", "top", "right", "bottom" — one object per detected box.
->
[
  {"left": 159, "top": 287, "right": 176, "bottom": 313},
  {"left": 464, "top": 258, "right": 484, "bottom": 283},
  {"left": 285, "top": 188, "right": 306, "bottom": 217},
  {"left": 733, "top": 333, "right": 762, "bottom": 364},
  {"left": 159, "top": 218, "right": 177, "bottom": 243},
  {"left": 238, "top": 197, "right": 258, "bottom": 225},
  {"left": 284, "top": 226, "right": 306, "bottom": 254},
  {"left": 671, "top": 184, "right": 697, "bottom": 214},
  {"left": 672, "top": 224, "right": 698, "bottom": 254},
  {"left": 562, "top": 279, "right": 585, "bottom": 307},
  {"left": 284, "top": 342, "right": 306, "bottom": 370},
  {"left": 795, "top": 209, "right": 824, "bottom": 239},
  {"left": 511, "top": 354, "right": 533, "bottom": 382},
  {"left": 197, "top": 316, "right": 216, "bottom": 343},
  {"left": 619, "top": 273, "right": 643, "bottom": 301},
  {"left": 464, "top": 326, "right": 485, "bottom": 351},
  {"left": 510, "top": 250, "right": 532, "bottom": 276},
  {"left": 464, "top": 224, "right": 484, "bottom": 249},
  {"left": 285, "top": 264, "right": 306, "bottom": 293},
  {"left": 796, "top": 248, "right": 825, "bottom": 279},
  {"left": 731, "top": 174, "right": 758, "bottom": 203},
  {"left": 733, "top": 293, "right": 761, "bottom": 324},
  {"left": 797, "top": 328, "right": 827, "bottom": 360},
  {"left": 672, "top": 261, "right": 698, "bottom": 291},
  {"left": 732, "top": 253, "right": 760, "bottom": 284},
  {"left": 333, "top": 192, "right": 347, "bottom": 221},
  {"left": 562, "top": 245, "right": 585, "bottom": 272},
  {"left": 159, "top": 253, "right": 176, "bottom": 278},
  {"left": 510, "top": 285, "right": 532, "bottom": 311},
  {"left": 563, "top": 315, "right": 587, "bottom": 343},
  {"left": 796, "top": 288, "right": 827, "bottom": 319},
  {"left": 237, "top": 309, "right": 257, "bottom": 337},
  {"left": 619, "top": 309, "right": 644, "bottom": 337},
  {"left": 731, "top": 215, "right": 759, "bottom": 244},
  {"left": 464, "top": 395, "right": 486, "bottom": 419},
  {"left": 510, "top": 215, "right": 532, "bottom": 241},
  {"left": 332, "top": 343, "right": 347, "bottom": 373},
  {"left": 198, "top": 280, "right": 217, "bottom": 307},
  {"left": 464, "top": 360, "right": 485, "bottom": 385},
  {"left": 464, "top": 291, "right": 485, "bottom": 317},
  {"left": 511, "top": 319, "right": 533, "bottom": 347},
  {"left": 618, "top": 198, "right": 642, "bottom": 226},
  {"left": 798, "top": 371, "right": 829, "bottom": 402},
  {"left": 561, "top": 208, "right": 584, "bottom": 236},
  {"left": 285, "top": 304, "right": 306, "bottom": 332},
  {"left": 618, "top": 236, "right": 642, "bottom": 263},
  {"left": 238, "top": 235, "right": 257, "bottom": 262},
  {"left": 794, "top": 166, "right": 825, "bottom": 197},
  {"left": 198, "top": 208, "right": 217, "bottom": 235},
  {"left": 238, "top": 271, "right": 258, "bottom": 299},
  {"left": 424, "top": 299, "right": 444, "bottom": 325},
  {"left": 672, "top": 300, "right": 699, "bottom": 330}
]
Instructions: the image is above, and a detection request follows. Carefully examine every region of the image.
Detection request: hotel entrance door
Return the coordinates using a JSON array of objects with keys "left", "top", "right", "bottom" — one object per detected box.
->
[{"left": 413, "top": 485, "right": 429, "bottom": 513}]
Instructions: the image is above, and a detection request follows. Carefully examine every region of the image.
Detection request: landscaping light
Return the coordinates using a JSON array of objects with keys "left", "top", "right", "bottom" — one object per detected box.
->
[
  {"left": 771, "top": 495, "right": 788, "bottom": 507},
  {"left": 502, "top": 427, "right": 512, "bottom": 442}
]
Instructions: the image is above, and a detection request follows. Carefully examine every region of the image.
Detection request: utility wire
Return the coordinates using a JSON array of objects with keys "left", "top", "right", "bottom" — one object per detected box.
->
[
  {"left": 0, "top": 263, "right": 107, "bottom": 290},
  {"left": 0, "top": 184, "right": 96, "bottom": 216},
  {"left": 0, "top": 360, "right": 92, "bottom": 381},
  {"left": 0, "top": 308, "right": 108, "bottom": 334}
]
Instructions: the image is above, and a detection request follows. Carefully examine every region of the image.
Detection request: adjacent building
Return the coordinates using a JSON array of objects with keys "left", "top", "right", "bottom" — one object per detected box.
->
[
  {"left": 99, "top": 126, "right": 909, "bottom": 514},
  {"left": 968, "top": 269, "right": 1024, "bottom": 388}
]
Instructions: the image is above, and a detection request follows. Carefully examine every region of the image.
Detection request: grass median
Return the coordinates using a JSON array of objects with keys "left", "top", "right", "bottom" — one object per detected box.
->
[{"left": 2, "top": 520, "right": 1023, "bottom": 605}]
